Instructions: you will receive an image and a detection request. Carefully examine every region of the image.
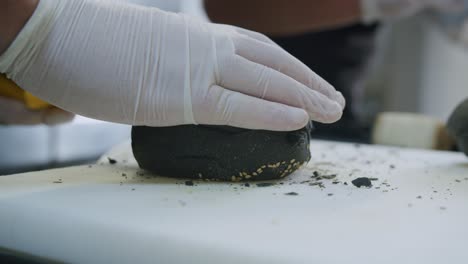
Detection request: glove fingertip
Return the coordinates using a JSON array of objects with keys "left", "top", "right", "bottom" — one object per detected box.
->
[
  {"left": 310, "top": 101, "right": 343, "bottom": 125},
  {"left": 281, "top": 107, "right": 310, "bottom": 131},
  {"left": 334, "top": 91, "right": 346, "bottom": 110}
]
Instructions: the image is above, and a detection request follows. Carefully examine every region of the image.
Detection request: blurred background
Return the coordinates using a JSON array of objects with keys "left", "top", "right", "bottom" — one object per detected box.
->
[{"left": 1, "top": 0, "right": 468, "bottom": 175}]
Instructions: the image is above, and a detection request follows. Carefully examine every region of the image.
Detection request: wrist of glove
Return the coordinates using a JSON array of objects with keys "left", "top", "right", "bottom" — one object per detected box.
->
[
  {"left": 0, "top": 96, "right": 74, "bottom": 125},
  {"left": 0, "top": 0, "right": 344, "bottom": 131},
  {"left": 361, "top": 0, "right": 464, "bottom": 24}
]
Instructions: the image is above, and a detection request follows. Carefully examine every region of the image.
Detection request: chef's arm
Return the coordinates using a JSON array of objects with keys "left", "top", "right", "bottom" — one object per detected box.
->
[
  {"left": 204, "top": 0, "right": 362, "bottom": 36},
  {"left": 0, "top": 0, "right": 39, "bottom": 56}
]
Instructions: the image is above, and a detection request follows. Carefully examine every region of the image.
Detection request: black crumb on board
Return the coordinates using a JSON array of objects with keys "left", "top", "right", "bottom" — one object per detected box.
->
[
  {"left": 351, "top": 177, "right": 373, "bottom": 188},
  {"left": 185, "top": 181, "right": 194, "bottom": 186},
  {"left": 256, "top": 183, "right": 276, "bottom": 187},
  {"left": 284, "top": 192, "right": 299, "bottom": 196},
  {"left": 108, "top": 157, "right": 117, "bottom": 164}
]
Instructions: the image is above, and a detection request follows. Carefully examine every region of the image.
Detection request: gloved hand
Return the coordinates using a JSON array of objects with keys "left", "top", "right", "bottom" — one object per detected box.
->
[
  {"left": 361, "top": 0, "right": 464, "bottom": 23},
  {"left": 0, "top": 96, "right": 74, "bottom": 125},
  {"left": 0, "top": 0, "right": 344, "bottom": 131}
]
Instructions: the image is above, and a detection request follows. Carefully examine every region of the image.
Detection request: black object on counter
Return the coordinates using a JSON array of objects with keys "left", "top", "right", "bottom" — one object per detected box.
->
[
  {"left": 131, "top": 124, "right": 312, "bottom": 181},
  {"left": 351, "top": 177, "right": 373, "bottom": 188},
  {"left": 447, "top": 98, "right": 468, "bottom": 156}
]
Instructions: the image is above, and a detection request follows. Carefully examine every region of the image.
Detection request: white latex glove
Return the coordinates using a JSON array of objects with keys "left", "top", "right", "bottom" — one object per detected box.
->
[
  {"left": 361, "top": 0, "right": 464, "bottom": 23},
  {"left": 0, "top": 97, "right": 74, "bottom": 125},
  {"left": 0, "top": 0, "right": 345, "bottom": 131}
]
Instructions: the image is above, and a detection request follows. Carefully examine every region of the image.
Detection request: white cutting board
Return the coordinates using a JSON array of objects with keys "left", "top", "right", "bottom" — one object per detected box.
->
[{"left": 1, "top": 140, "right": 468, "bottom": 264}]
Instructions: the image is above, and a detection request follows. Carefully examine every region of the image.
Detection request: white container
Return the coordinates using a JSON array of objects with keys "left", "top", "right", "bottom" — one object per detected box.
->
[{"left": 0, "top": 117, "right": 130, "bottom": 175}]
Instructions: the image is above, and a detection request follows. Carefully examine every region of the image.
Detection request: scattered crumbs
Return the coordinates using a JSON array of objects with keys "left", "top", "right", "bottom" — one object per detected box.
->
[
  {"left": 455, "top": 179, "right": 461, "bottom": 183},
  {"left": 332, "top": 181, "right": 340, "bottom": 185},
  {"left": 312, "top": 171, "right": 320, "bottom": 178},
  {"left": 88, "top": 165, "right": 93, "bottom": 168},
  {"left": 256, "top": 183, "right": 275, "bottom": 187},
  {"left": 416, "top": 196, "right": 422, "bottom": 199},
  {"left": 185, "top": 181, "right": 194, "bottom": 186},
  {"left": 343, "top": 182, "right": 348, "bottom": 186},
  {"left": 108, "top": 157, "right": 117, "bottom": 164},
  {"left": 383, "top": 190, "right": 389, "bottom": 193},
  {"left": 354, "top": 144, "right": 361, "bottom": 148},
  {"left": 122, "top": 173, "right": 127, "bottom": 177},
  {"left": 300, "top": 180, "right": 310, "bottom": 184},
  {"left": 137, "top": 172, "right": 145, "bottom": 176},
  {"left": 390, "top": 165, "right": 396, "bottom": 169},
  {"left": 369, "top": 178, "right": 379, "bottom": 181},
  {"left": 244, "top": 183, "right": 250, "bottom": 187},
  {"left": 53, "top": 179, "right": 62, "bottom": 184},
  {"left": 440, "top": 206, "right": 447, "bottom": 211},
  {"left": 284, "top": 192, "right": 298, "bottom": 196},
  {"left": 131, "top": 188, "right": 135, "bottom": 191},
  {"left": 375, "top": 187, "right": 381, "bottom": 189},
  {"left": 351, "top": 177, "right": 372, "bottom": 188},
  {"left": 327, "top": 193, "right": 334, "bottom": 197}
]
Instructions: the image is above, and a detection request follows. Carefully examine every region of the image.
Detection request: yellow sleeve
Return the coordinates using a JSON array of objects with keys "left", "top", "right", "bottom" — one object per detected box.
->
[{"left": 0, "top": 74, "right": 51, "bottom": 110}]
